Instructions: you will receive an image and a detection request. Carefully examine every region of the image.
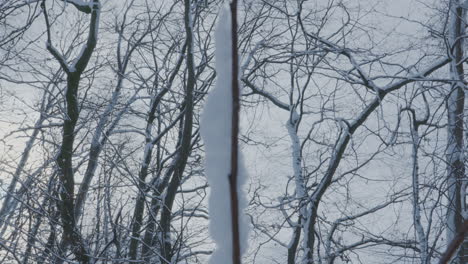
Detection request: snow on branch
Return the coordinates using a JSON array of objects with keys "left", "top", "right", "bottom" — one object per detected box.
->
[
  {"left": 305, "top": 33, "right": 380, "bottom": 94},
  {"left": 61, "top": 0, "right": 92, "bottom": 13},
  {"left": 70, "top": 0, "right": 100, "bottom": 73},
  {"left": 242, "top": 78, "right": 290, "bottom": 110},
  {"left": 41, "top": 0, "right": 100, "bottom": 74},
  {"left": 200, "top": 2, "right": 249, "bottom": 264},
  {"left": 41, "top": 0, "right": 70, "bottom": 73},
  {"left": 382, "top": 58, "right": 450, "bottom": 93}
]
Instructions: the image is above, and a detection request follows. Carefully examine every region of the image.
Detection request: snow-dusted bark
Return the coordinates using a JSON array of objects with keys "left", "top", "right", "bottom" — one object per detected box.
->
[
  {"left": 159, "top": 0, "right": 196, "bottom": 262},
  {"left": 139, "top": 42, "right": 188, "bottom": 263},
  {"left": 295, "top": 42, "right": 449, "bottom": 264},
  {"left": 41, "top": 0, "right": 101, "bottom": 262},
  {"left": 287, "top": 111, "right": 306, "bottom": 208},
  {"left": 446, "top": 1, "right": 467, "bottom": 263},
  {"left": 200, "top": 2, "right": 249, "bottom": 264},
  {"left": 128, "top": 111, "right": 156, "bottom": 261},
  {"left": 74, "top": 26, "right": 141, "bottom": 220},
  {"left": 405, "top": 107, "right": 429, "bottom": 264},
  {"left": 286, "top": 109, "right": 306, "bottom": 264},
  {"left": 126, "top": 38, "right": 181, "bottom": 261}
]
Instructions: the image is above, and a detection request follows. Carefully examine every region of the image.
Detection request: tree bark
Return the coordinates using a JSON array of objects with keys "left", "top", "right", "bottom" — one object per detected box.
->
[
  {"left": 42, "top": 0, "right": 101, "bottom": 262},
  {"left": 159, "top": 0, "right": 195, "bottom": 262},
  {"left": 229, "top": 0, "right": 242, "bottom": 263},
  {"left": 447, "top": 1, "right": 466, "bottom": 263}
]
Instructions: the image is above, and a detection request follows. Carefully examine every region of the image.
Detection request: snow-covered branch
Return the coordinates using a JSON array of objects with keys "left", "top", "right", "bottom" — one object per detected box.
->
[
  {"left": 201, "top": 2, "right": 249, "bottom": 264},
  {"left": 60, "top": 0, "right": 92, "bottom": 14}
]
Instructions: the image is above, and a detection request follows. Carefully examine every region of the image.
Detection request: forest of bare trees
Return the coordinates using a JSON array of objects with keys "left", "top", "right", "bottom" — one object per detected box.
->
[{"left": 0, "top": 0, "right": 468, "bottom": 263}]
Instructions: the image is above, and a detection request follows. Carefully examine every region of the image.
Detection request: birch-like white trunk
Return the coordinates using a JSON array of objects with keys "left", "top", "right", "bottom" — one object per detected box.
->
[
  {"left": 286, "top": 110, "right": 307, "bottom": 264},
  {"left": 410, "top": 120, "right": 428, "bottom": 264}
]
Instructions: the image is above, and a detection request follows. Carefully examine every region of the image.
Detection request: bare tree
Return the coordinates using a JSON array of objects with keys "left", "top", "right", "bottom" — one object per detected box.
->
[
  {"left": 41, "top": 0, "right": 100, "bottom": 262},
  {"left": 1, "top": 1, "right": 467, "bottom": 264}
]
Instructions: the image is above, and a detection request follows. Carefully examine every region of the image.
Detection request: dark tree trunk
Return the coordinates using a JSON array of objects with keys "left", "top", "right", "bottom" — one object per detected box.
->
[
  {"left": 287, "top": 224, "right": 301, "bottom": 264},
  {"left": 41, "top": 0, "right": 100, "bottom": 261},
  {"left": 159, "top": 0, "right": 195, "bottom": 262},
  {"left": 447, "top": 1, "right": 466, "bottom": 263},
  {"left": 56, "top": 73, "right": 90, "bottom": 263},
  {"left": 228, "top": 0, "right": 242, "bottom": 263}
]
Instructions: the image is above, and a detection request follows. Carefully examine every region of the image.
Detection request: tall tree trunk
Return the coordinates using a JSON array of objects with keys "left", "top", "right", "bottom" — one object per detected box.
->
[
  {"left": 56, "top": 73, "right": 90, "bottom": 263},
  {"left": 229, "top": 1, "right": 242, "bottom": 263},
  {"left": 159, "top": 0, "right": 195, "bottom": 262},
  {"left": 286, "top": 112, "right": 305, "bottom": 264},
  {"left": 131, "top": 41, "right": 187, "bottom": 262},
  {"left": 128, "top": 71, "right": 174, "bottom": 261},
  {"left": 408, "top": 109, "right": 429, "bottom": 264},
  {"left": 128, "top": 131, "right": 154, "bottom": 261},
  {"left": 447, "top": 1, "right": 466, "bottom": 263},
  {"left": 42, "top": 0, "right": 101, "bottom": 262}
]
